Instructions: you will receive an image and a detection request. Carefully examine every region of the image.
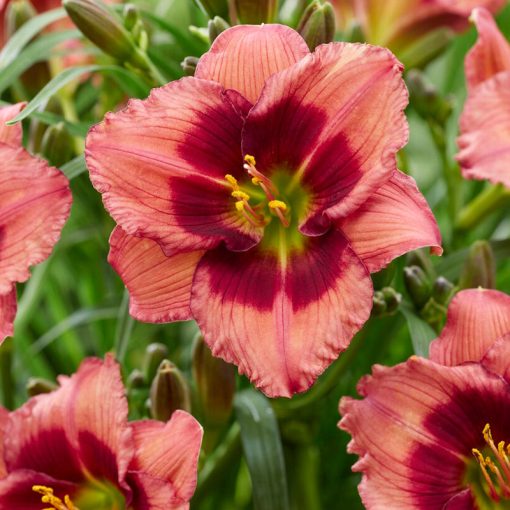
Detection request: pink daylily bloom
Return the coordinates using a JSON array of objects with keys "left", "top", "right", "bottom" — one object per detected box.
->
[
  {"left": 457, "top": 7, "right": 510, "bottom": 188},
  {"left": 86, "top": 24, "right": 441, "bottom": 398},
  {"left": 331, "top": 0, "right": 504, "bottom": 58},
  {"left": 0, "top": 103, "right": 71, "bottom": 342},
  {"left": 0, "top": 355, "right": 203, "bottom": 509},
  {"left": 340, "top": 288, "right": 510, "bottom": 509}
]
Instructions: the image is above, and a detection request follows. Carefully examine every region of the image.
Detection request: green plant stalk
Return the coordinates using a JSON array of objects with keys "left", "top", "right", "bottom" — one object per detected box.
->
[
  {"left": 456, "top": 184, "right": 510, "bottom": 231},
  {"left": 113, "top": 289, "right": 134, "bottom": 364},
  {"left": 288, "top": 443, "right": 321, "bottom": 510},
  {"left": 0, "top": 339, "right": 14, "bottom": 410}
]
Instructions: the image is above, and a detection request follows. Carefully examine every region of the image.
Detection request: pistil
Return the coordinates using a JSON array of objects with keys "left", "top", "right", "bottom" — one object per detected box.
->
[{"left": 472, "top": 424, "right": 510, "bottom": 502}]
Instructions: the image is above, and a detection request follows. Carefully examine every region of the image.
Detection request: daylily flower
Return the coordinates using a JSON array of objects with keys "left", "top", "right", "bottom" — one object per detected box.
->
[
  {"left": 340, "top": 288, "right": 510, "bottom": 509},
  {"left": 0, "top": 355, "right": 203, "bottom": 509},
  {"left": 86, "top": 24, "right": 441, "bottom": 398},
  {"left": 457, "top": 7, "right": 510, "bottom": 188},
  {"left": 0, "top": 103, "right": 71, "bottom": 342},
  {"left": 331, "top": 0, "right": 504, "bottom": 65}
]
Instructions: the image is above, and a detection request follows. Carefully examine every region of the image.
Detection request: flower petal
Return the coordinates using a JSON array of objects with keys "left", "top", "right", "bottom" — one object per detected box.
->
[
  {"left": 127, "top": 472, "right": 180, "bottom": 510},
  {"left": 66, "top": 356, "right": 134, "bottom": 487},
  {"left": 0, "top": 470, "right": 77, "bottom": 509},
  {"left": 130, "top": 411, "right": 203, "bottom": 505},
  {"left": 86, "top": 77, "right": 262, "bottom": 256},
  {"left": 339, "top": 356, "right": 510, "bottom": 509},
  {"left": 108, "top": 227, "right": 205, "bottom": 323},
  {"left": 191, "top": 228, "right": 372, "bottom": 397},
  {"left": 465, "top": 7, "right": 510, "bottom": 92},
  {"left": 0, "top": 104, "right": 24, "bottom": 146},
  {"left": 195, "top": 24, "right": 309, "bottom": 104},
  {"left": 481, "top": 334, "right": 510, "bottom": 381},
  {"left": 429, "top": 288, "right": 510, "bottom": 366},
  {"left": 457, "top": 70, "right": 510, "bottom": 188},
  {"left": 242, "top": 42, "right": 408, "bottom": 235},
  {"left": 5, "top": 377, "right": 83, "bottom": 482},
  {"left": 338, "top": 171, "right": 442, "bottom": 273},
  {"left": 0, "top": 406, "right": 8, "bottom": 478},
  {"left": 0, "top": 144, "right": 71, "bottom": 295},
  {"left": 0, "top": 287, "right": 16, "bottom": 343}
]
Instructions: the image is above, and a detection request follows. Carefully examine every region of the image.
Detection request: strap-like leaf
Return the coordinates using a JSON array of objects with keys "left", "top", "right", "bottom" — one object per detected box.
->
[{"left": 400, "top": 301, "right": 436, "bottom": 357}]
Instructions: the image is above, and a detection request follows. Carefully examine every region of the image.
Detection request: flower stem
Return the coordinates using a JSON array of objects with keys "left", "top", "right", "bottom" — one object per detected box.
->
[
  {"left": 114, "top": 289, "right": 134, "bottom": 364},
  {"left": 456, "top": 185, "right": 510, "bottom": 231},
  {"left": 0, "top": 338, "right": 14, "bottom": 410}
]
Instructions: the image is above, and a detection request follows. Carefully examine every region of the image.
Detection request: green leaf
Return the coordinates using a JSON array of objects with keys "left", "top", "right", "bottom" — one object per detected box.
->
[
  {"left": 400, "top": 301, "right": 436, "bottom": 357},
  {"left": 235, "top": 390, "right": 290, "bottom": 510},
  {"left": 0, "top": 29, "right": 81, "bottom": 95},
  {"left": 0, "top": 8, "right": 67, "bottom": 69},
  {"left": 61, "top": 154, "right": 87, "bottom": 180},
  {"left": 7, "top": 65, "right": 150, "bottom": 125}
]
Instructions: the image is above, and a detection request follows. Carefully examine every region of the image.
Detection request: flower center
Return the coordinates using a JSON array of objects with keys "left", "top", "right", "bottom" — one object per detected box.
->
[
  {"left": 471, "top": 423, "right": 510, "bottom": 504},
  {"left": 224, "top": 154, "right": 290, "bottom": 229},
  {"left": 32, "top": 485, "right": 79, "bottom": 510}
]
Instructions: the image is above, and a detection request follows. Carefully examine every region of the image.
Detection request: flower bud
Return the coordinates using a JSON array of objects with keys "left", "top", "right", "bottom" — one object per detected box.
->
[
  {"left": 432, "top": 276, "right": 456, "bottom": 306},
  {"left": 149, "top": 360, "right": 191, "bottom": 422},
  {"left": 192, "top": 335, "right": 236, "bottom": 427},
  {"left": 63, "top": 0, "right": 148, "bottom": 69},
  {"left": 193, "top": 0, "right": 229, "bottom": 19},
  {"left": 26, "top": 377, "right": 57, "bottom": 397},
  {"left": 230, "top": 0, "right": 278, "bottom": 24},
  {"left": 459, "top": 240, "right": 496, "bottom": 290},
  {"left": 6, "top": 0, "right": 36, "bottom": 36},
  {"left": 296, "top": 1, "right": 335, "bottom": 51},
  {"left": 372, "top": 291, "right": 387, "bottom": 317},
  {"left": 406, "top": 70, "right": 453, "bottom": 125},
  {"left": 406, "top": 249, "right": 436, "bottom": 281},
  {"left": 381, "top": 287, "right": 401, "bottom": 314},
  {"left": 404, "top": 265, "right": 432, "bottom": 309},
  {"left": 420, "top": 297, "right": 446, "bottom": 333},
  {"left": 127, "top": 368, "right": 145, "bottom": 390},
  {"left": 40, "top": 123, "right": 75, "bottom": 167},
  {"left": 181, "top": 56, "right": 199, "bottom": 76},
  {"left": 399, "top": 27, "right": 454, "bottom": 70},
  {"left": 208, "top": 16, "right": 230, "bottom": 43},
  {"left": 142, "top": 342, "right": 169, "bottom": 383},
  {"left": 279, "top": 0, "right": 308, "bottom": 27}
]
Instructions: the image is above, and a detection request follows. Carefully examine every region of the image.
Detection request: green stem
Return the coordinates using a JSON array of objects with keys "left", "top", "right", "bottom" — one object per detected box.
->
[
  {"left": 287, "top": 443, "right": 321, "bottom": 510},
  {"left": 456, "top": 185, "right": 510, "bottom": 232},
  {"left": 0, "top": 338, "right": 14, "bottom": 410},
  {"left": 114, "top": 289, "right": 134, "bottom": 364}
]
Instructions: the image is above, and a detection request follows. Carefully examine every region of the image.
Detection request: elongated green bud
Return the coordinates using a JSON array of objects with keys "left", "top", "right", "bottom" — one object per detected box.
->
[
  {"left": 127, "top": 369, "right": 145, "bottom": 390},
  {"left": 404, "top": 265, "right": 432, "bottom": 309},
  {"left": 40, "top": 123, "right": 75, "bottom": 167},
  {"left": 192, "top": 336, "right": 236, "bottom": 427},
  {"left": 142, "top": 342, "right": 168, "bottom": 383},
  {"left": 296, "top": 1, "right": 335, "bottom": 51},
  {"left": 459, "top": 240, "right": 496, "bottom": 290},
  {"left": 230, "top": 0, "right": 278, "bottom": 24},
  {"left": 26, "top": 377, "right": 57, "bottom": 397},
  {"left": 149, "top": 360, "right": 191, "bottom": 422},
  {"left": 181, "top": 56, "right": 199, "bottom": 76},
  {"left": 372, "top": 292, "right": 387, "bottom": 317},
  {"left": 63, "top": 0, "right": 148, "bottom": 69},
  {"left": 6, "top": 0, "right": 36, "bottom": 35},
  {"left": 432, "top": 276, "right": 456, "bottom": 306},
  {"left": 208, "top": 16, "right": 230, "bottom": 43},
  {"left": 406, "top": 249, "right": 436, "bottom": 281}
]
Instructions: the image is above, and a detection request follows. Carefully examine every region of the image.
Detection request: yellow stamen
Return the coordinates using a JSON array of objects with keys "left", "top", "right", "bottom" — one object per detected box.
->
[
  {"left": 235, "top": 201, "right": 245, "bottom": 212},
  {"left": 225, "top": 174, "right": 238, "bottom": 188},
  {"left": 232, "top": 190, "right": 250, "bottom": 201},
  {"left": 268, "top": 200, "right": 287, "bottom": 211},
  {"left": 251, "top": 177, "right": 262, "bottom": 185},
  {"left": 32, "top": 486, "right": 79, "bottom": 510},
  {"left": 472, "top": 449, "right": 500, "bottom": 502},
  {"left": 244, "top": 154, "right": 256, "bottom": 167}
]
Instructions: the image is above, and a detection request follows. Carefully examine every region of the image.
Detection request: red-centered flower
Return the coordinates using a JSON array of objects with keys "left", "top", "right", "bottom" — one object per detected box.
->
[
  {"left": 0, "top": 355, "right": 203, "bottom": 509},
  {"left": 457, "top": 7, "right": 510, "bottom": 188},
  {"left": 340, "top": 288, "right": 510, "bottom": 510},
  {"left": 86, "top": 24, "right": 442, "bottom": 398},
  {"left": 0, "top": 103, "right": 71, "bottom": 342},
  {"left": 331, "top": 0, "right": 504, "bottom": 58}
]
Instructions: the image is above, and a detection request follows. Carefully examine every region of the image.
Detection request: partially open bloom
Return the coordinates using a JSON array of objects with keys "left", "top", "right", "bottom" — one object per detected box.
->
[
  {"left": 340, "top": 288, "right": 510, "bottom": 509},
  {"left": 0, "top": 103, "right": 71, "bottom": 342},
  {"left": 331, "top": 0, "right": 504, "bottom": 64},
  {"left": 86, "top": 24, "right": 441, "bottom": 398},
  {"left": 457, "top": 7, "right": 510, "bottom": 188},
  {"left": 0, "top": 355, "right": 203, "bottom": 509}
]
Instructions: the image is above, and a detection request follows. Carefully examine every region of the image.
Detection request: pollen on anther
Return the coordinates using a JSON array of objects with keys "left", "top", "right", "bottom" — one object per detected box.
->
[
  {"left": 244, "top": 154, "right": 256, "bottom": 167},
  {"left": 269, "top": 200, "right": 287, "bottom": 211},
  {"left": 235, "top": 201, "right": 245, "bottom": 212},
  {"left": 232, "top": 190, "right": 250, "bottom": 201},
  {"left": 225, "top": 174, "right": 238, "bottom": 188}
]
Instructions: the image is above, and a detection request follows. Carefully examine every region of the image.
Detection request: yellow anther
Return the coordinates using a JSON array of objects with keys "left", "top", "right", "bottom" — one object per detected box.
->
[
  {"left": 268, "top": 200, "right": 287, "bottom": 211},
  {"left": 484, "top": 423, "right": 493, "bottom": 444},
  {"left": 32, "top": 485, "right": 78, "bottom": 510},
  {"left": 244, "top": 154, "right": 256, "bottom": 167},
  {"left": 473, "top": 448, "right": 485, "bottom": 464},
  {"left": 251, "top": 176, "right": 262, "bottom": 185},
  {"left": 231, "top": 190, "right": 250, "bottom": 201},
  {"left": 235, "top": 201, "right": 245, "bottom": 212},
  {"left": 225, "top": 174, "right": 239, "bottom": 189}
]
